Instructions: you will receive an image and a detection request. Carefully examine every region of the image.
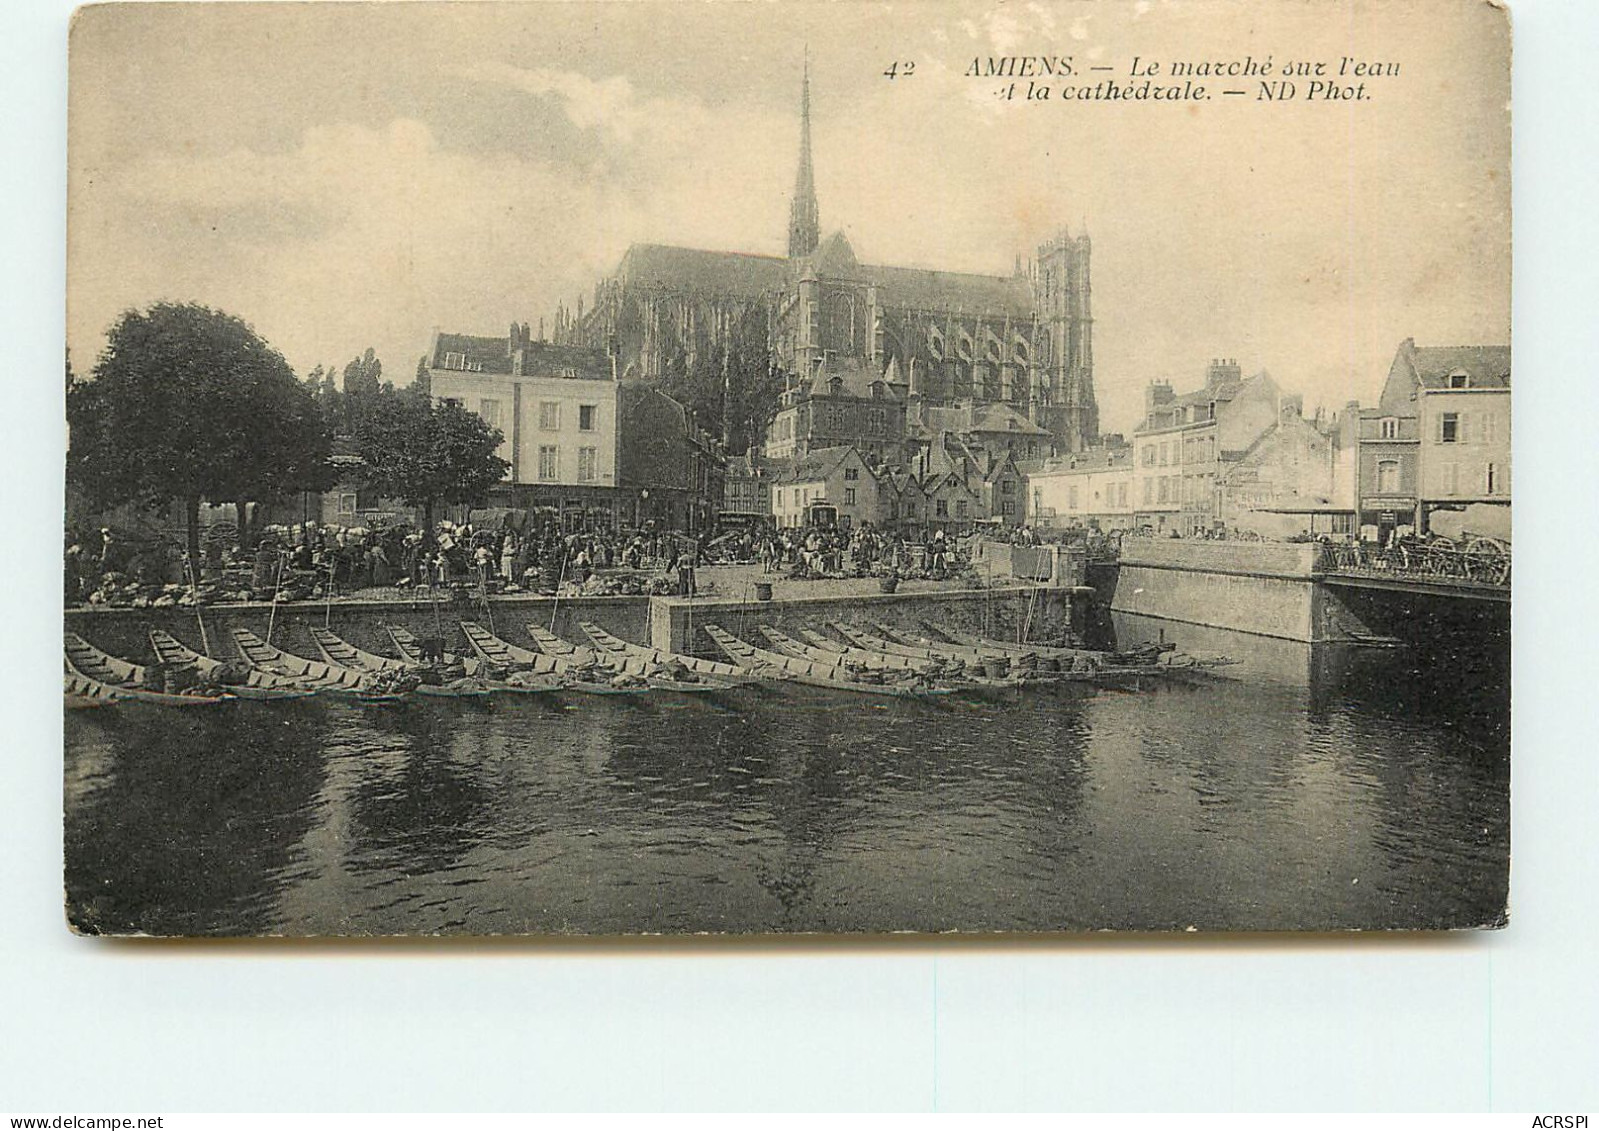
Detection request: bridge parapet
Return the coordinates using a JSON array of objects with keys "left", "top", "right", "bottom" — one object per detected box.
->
[
  {"left": 1118, "top": 537, "right": 1322, "bottom": 580},
  {"left": 1318, "top": 540, "right": 1511, "bottom": 589}
]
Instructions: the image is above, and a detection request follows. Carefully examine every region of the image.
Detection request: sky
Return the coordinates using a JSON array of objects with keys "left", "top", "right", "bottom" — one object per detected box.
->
[{"left": 67, "top": 0, "right": 1510, "bottom": 437}]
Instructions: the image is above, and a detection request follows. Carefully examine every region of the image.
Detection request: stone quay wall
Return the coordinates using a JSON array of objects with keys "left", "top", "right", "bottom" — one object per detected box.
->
[
  {"left": 650, "top": 586, "right": 1075, "bottom": 658},
  {"left": 64, "top": 594, "right": 652, "bottom": 668},
  {"left": 1110, "top": 538, "right": 1324, "bottom": 642}
]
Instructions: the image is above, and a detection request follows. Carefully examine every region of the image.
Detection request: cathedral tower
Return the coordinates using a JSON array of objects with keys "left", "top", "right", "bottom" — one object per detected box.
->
[
  {"left": 1034, "top": 227, "right": 1099, "bottom": 452},
  {"left": 787, "top": 56, "right": 820, "bottom": 259}
]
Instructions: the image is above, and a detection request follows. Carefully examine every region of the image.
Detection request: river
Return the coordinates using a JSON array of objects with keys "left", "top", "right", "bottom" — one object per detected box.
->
[{"left": 63, "top": 624, "right": 1509, "bottom": 936}]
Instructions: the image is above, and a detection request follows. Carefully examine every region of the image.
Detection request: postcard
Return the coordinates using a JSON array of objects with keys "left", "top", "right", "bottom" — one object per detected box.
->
[{"left": 63, "top": 0, "right": 1510, "bottom": 936}]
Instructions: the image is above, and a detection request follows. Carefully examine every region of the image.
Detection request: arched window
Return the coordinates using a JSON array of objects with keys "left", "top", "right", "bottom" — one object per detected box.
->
[{"left": 1376, "top": 459, "right": 1400, "bottom": 494}]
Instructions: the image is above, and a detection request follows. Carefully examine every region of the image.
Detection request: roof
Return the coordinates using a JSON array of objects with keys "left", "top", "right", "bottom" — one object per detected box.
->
[
  {"left": 809, "top": 231, "right": 861, "bottom": 278},
  {"left": 611, "top": 234, "right": 1037, "bottom": 318},
  {"left": 968, "top": 402, "right": 1050, "bottom": 436},
  {"left": 773, "top": 445, "right": 862, "bottom": 485},
  {"left": 618, "top": 243, "right": 790, "bottom": 298},
  {"left": 808, "top": 355, "right": 901, "bottom": 401},
  {"left": 1407, "top": 344, "right": 1511, "bottom": 390},
  {"left": 431, "top": 334, "right": 610, "bottom": 379},
  {"left": 431, "top": 333, "right": 513, "bottom": 374},
  {"left": 867, "top": 263, "right": 1035, "bottom": 318},
  {"left": 1034, "top": 446, "right": 1133, "bottom": 475},
  {"left": 983, "top": 450, "right": 1023, "bottom": 484}
]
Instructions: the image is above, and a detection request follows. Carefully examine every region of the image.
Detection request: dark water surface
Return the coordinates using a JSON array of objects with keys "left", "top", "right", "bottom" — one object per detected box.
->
[{"left": 64, "top": 632, "right": 1509, "bottom": 936}]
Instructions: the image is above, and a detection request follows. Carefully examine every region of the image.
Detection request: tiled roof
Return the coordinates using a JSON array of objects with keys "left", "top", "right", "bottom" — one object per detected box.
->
[
  {"left": 774, "top": 445, "right": 859, "bottom": 485},
  {"left": 809, "top": 355, "right": 900, "bottom": 401},
  {"left": 612, "top": 236, "right": 1037, "bottom": 318},
  {"left": 1408, "top": 344, "right": 1511, "bottom": 389},
  {"left": 432, "top": 333, "right": 513, "bottom": 374},
  {"left": 431, "top": 334, "right": 610, "bottom": 379}
]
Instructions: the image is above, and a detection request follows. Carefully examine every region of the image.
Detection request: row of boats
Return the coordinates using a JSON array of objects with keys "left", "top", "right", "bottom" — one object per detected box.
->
[{"left": 64, "top": 617, "right": 1225, "bottom": 709}]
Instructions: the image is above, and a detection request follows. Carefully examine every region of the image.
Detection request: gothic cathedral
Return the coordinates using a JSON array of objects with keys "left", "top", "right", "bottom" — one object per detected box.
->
[{"left": 555, "top": 60, "right": 1099, "bottom": 456}]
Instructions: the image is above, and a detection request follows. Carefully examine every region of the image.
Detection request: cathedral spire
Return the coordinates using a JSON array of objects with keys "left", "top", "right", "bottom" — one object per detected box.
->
[{"left": 788, "top": 51, "right": 820, "bottom": 259}]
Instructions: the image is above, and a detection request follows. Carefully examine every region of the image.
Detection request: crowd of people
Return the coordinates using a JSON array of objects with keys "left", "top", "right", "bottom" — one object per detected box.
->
[
  {"left": 64, "top": 516, "right": 720, "bottom": 608},
  {"left": 67, "top": 513, "right": 1121, "bottom": 609},
  {"left": 704, "top": 523, "right": 977, "bottom": 583}
]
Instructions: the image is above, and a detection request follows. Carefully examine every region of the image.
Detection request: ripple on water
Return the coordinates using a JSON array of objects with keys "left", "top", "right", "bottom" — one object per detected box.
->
[{"left": 63, "top": 639, "right": 1509, "bottom": 935}]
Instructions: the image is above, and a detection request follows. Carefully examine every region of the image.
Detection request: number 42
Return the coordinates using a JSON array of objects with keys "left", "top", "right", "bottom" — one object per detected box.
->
[{"left": 883, "top": 61, "right": 917, "bottom": 79}]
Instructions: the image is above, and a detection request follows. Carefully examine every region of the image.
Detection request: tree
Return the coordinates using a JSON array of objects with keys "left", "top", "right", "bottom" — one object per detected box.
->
[
  {"left": 413, "top": 354, "right": 432, "bottom": 399},
  {"left": 67, "top": 302, "right": 334, "bottom": 566},
  {"left": 342, "top": 347, "right": 382, "bottom": 397},
  {"left": 352, "top": 385, "right": 508, "bottom": 536}
]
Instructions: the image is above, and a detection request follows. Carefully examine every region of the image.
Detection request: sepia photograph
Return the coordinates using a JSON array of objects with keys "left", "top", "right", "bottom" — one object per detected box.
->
[{"left": 62, "top": 0, "right": 1511, "bottom": 937}]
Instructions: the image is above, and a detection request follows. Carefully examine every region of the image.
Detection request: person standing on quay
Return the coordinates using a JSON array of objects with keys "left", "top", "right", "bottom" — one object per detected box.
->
[{"left": 676, "top": 542, "right": 697, "bottom": 598}]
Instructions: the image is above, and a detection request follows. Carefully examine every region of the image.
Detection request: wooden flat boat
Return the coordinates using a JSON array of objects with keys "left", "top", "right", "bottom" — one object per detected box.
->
[
  {"left": 62, "top": 653, "right": 232, "bottom": 707},
  {"left": 577, "top": 621, "right": 761, "bottom": 685},
  {"left": 701, "top": 624, "right": 954, "bottom": 698},
  {"left": 148, "top": 629, "right": 317, "bottom": 700},
  {"left": 309, "top": 627, "right": 490, "bottom": 698},
  {"left": 229, "top": 628, "right": 408, "bottom": 703},
  {"left": 387, "top": 625, "right": 562, "bottom": 695},
  {"left": 459, "top": 621, "right": 651, "bottom": 695}
]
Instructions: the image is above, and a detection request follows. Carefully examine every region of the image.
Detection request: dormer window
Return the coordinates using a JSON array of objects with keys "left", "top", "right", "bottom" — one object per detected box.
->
[
  {"left": 443, "top": 351, "right": 466, "bottom": 371},
  {"left": 1448, "top": 370, "right": 1470, "bottom": 389}
]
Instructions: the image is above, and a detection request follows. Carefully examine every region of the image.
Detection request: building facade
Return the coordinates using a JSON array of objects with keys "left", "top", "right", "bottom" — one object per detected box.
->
[
  {"left": 721, "top": 452, "right": 772, "bottom": 524},
  {"left": 770, "top": 446, "right": 882, "bottom": 530},
  {"left": 427, "top": 327, "right": 723, "bottom": 531},
  {"left": 1132, "top": 362, "right": 1282, "bottom": 533},
  {"left": 765, "top": 355, "right": 909, "bottom": 463},
  {"left": 1026, "top": 446, "right": 1136, "bottom": 530},
  {"left": 557, "top": 60, "right": 1100, "bottom": 457},
  {"left": 1357, "top": 339, "right": 1511, "bottom": 540},
  {"left": 1218, "top": 410, "right": 1351, "bottom": 538}
]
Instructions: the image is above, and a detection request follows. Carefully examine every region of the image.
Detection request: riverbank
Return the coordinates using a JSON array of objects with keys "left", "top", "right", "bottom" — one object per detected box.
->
[{"left": 64, "top": 576, "right": 1075, "bottom": 672}]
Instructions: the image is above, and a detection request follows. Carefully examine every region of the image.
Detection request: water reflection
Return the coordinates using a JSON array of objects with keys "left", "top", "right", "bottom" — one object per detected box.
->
[
  {"left": 64, "top": 701, "right": 330, "bottom": 936},
  {"left": 63, "top": 624, "right": 1509, "bottom": 935}
]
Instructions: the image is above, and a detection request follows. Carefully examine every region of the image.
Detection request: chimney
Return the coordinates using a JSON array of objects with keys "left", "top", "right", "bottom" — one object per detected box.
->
[{"left": 1206, "top": 357, "right": 1241, "bottom": 388}]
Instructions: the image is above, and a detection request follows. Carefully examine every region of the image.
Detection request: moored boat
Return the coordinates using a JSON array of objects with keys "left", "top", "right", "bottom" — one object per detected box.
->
[
  {"left": 62, "top": 654, "right": 232, "bottom": 707},
  {"left": 759, "top": 624, "right": 927, "bottom": 673},
  {"left": 830, "top": 621, "right": 1009, "bottom": 670},
  {"left": 459, "top": 621, "right": 651, "bottom": 695},
  {"left": 522, "top": 623, "right": 606, "bottom": 667},
  {"left": 915, "top": 621, "right": 1101, "bottom": 664},
  {"left": 309, "top": 626, "right": 490, "bottom": 698},
  {"left": 229, "top": 628, "right": 409, "bottom": 702},
  {"left": 387, "top": 624, "right": 561, "bottom": 695},
  {"left": 577, "top": 621, "right": 760, "bottom": 685},
  {"left": 64, "top": 673, "right": 115, "bottom": 709},
  {"left": 701, "top": 624, "right": 954, "bottom": 698},
  {"left": 148, "top": 629, "right": 317, "bottom": 700}
]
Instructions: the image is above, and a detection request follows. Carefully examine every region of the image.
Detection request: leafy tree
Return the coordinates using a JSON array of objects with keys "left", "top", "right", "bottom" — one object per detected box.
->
[
  {"left": 67, "top": 302, "right": 333, "bottom": 565},
  {"left": 352, "top": 385, "right": 508, "bottom": 536},
  {"left": 342, "top": 347, "right": 382, "bottom": 397}
]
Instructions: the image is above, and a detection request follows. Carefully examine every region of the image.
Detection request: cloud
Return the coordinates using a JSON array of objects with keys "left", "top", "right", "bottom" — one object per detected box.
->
[{"left": 467, "top": 63, "right": 648, "bottom": 145}]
